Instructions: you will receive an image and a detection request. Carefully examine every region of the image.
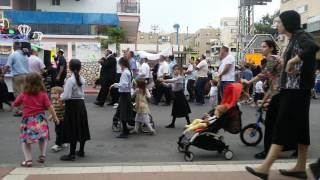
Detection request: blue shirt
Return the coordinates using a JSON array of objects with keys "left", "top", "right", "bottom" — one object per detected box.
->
[
  {"left": 242, "top": 68, "right": 253, "bottom": 81},
  {"left": 6, "top": 50, "right": 29, "bottom": 76},
  {"left": 129, "top": 57, "right": 137, "bottom": 78},
  {"left": 115, "top": 68, "right": 132, "bottom": 93}
]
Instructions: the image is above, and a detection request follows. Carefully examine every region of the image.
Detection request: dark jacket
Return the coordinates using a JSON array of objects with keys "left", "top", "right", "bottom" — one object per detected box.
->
[
  {"left": 281, "top": 30, "right": 320, "bottom": 90},
  {"left": 100, "top": 55, "right": 117, "bottom": 82}
]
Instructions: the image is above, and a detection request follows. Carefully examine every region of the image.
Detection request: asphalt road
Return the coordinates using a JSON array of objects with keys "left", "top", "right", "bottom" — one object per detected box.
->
[{"left": 0, "top": 96, "right": 319, "bottom": 166}]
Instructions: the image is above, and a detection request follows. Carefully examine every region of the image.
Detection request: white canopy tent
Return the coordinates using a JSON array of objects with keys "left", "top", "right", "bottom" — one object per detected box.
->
[{"left": 136, "top": 46, "right": 173, "bottom": 60}]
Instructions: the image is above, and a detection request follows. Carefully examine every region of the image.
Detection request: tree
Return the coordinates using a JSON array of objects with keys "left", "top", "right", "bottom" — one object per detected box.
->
[
  {"left": 254, "top": 11, "right": 280, "bottom": 34},
  {"left": 99, "top": 27, "right": 127, "bottom": 53}
]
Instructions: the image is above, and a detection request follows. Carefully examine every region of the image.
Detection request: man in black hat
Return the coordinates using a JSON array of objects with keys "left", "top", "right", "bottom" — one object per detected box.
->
[{"left": 94, "top": 50, "right": 117, "bottom": 107}]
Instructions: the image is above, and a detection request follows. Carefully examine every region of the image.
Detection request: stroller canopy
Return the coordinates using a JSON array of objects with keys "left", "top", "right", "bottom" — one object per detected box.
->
[{"left": 221, "top": 83, "right": 243, "bottom": 109}]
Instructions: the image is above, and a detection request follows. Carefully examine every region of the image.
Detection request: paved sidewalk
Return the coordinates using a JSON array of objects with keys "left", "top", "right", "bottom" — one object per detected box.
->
[{"left": 2, "top": 162, "right": 315, "bottom": 180}]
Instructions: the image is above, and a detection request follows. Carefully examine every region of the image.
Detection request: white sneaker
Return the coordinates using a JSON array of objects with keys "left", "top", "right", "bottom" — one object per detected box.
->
[
  {"left": 62, "top": 143, "right": 69, "bottom": 148},
  {"left": 51, "top": 145, "right": 63, "bottom": 152},
  {"left": 113, "top": 104, "right": 118, "bottom": 109}
]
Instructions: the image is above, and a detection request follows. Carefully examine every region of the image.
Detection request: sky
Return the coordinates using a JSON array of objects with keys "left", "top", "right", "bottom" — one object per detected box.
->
[{"left": 139, "top": 0, "right": 280, "bottom": 33}]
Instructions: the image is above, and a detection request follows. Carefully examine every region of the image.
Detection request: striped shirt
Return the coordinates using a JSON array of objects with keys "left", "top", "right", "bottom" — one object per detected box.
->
[{"left": 52, "top": 98, "right": 64, "bottom": 121}]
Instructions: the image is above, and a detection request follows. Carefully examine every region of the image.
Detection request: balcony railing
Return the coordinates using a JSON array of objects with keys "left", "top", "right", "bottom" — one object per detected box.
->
[{"left": 117, "top": 1, "right": 140, "bottom": 14}]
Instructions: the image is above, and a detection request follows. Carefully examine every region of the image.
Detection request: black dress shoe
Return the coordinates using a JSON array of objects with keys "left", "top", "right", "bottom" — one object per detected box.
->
[
  {"left": 279, "top": 169, "right": 307, "bottom": 179},
  {"left": 116, "top": 133, "right": 128, "bottom": 138},
  {"left": 60, "top": 154, "right": 76, "bottom": 161},
  {"left": 165, "top": 124, "right": 175, "bottom": 128},
  {"left": 245, "top": 166, "right": 268, "bottom": 180},
  {"left": 107, "top": 103, "right": 114, "bottom": 106},
  {"left": 76, "top": 151, "right": 85, "bottom": 158},
  {"left": 254, "top": 151, "right": 267, "bottom": 159},
  {"left": 94, "top": 101, "right": 104, "bottom": 107}
]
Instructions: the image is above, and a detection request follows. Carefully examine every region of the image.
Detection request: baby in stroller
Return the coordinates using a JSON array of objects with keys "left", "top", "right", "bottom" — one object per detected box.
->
[
  {"left": 177, "top": 82, "right": 243, "bottom": 161},
  {"left": 184, "top": 83, "right": 243, "bottom": 133}
]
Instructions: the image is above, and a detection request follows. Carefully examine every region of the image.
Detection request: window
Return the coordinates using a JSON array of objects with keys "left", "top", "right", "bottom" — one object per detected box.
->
[
  {"left": 140, "top": 35, "right": 144, "bottom": 39},
  {"left": 52, "top": 0, "right": 60, "bottom": 6},
  {"left": 0, "top": 0, "right": 10, "bottom": 6},
  {"left": 281, "top": 0, "right": 290, "bottom": 3}
]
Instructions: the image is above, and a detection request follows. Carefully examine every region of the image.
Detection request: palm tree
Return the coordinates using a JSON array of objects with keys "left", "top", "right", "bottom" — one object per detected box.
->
[{"left": 100, "top": 27, "right": 127, "bottom": 53}]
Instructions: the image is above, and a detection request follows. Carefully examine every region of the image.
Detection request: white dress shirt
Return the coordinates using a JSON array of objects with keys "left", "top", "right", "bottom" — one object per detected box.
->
[
  {"left": 157, "top": 61, "right": 169, "bottom": 79},
  {"left": 138, "top": 62, "right": 150, "bottom": 78}
]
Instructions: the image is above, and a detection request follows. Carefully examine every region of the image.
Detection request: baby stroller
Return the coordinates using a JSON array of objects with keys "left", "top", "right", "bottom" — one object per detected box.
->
[
  {"left": 177, "top": 83, "right": 243, "bottom": 161},
  {"left": 112, "top": 102, "right": 155, "bottom": 133}
]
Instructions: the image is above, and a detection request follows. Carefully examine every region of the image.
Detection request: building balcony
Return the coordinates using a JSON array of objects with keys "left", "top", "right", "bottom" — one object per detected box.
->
[{"left": 117, "top": 0, "right": 140, "bottom": 14}]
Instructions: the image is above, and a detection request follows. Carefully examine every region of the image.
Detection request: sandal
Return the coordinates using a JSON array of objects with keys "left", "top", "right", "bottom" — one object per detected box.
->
[
  {"left": 37, "top": 155, "right": 46, "bottom": 163},
  {"left": 21, "top": 160, "right": 32, "bottom": 167}
]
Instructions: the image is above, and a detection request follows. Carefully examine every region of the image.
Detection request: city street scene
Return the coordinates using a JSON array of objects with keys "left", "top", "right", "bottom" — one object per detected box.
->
[{"left": 0, "top": 0, "right": 320, "bottom": 180}]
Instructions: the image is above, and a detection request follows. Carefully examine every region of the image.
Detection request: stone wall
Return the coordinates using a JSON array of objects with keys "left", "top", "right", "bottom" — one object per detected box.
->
[{"left": 80, "top": 61, "right": 101, "bottom": 86}]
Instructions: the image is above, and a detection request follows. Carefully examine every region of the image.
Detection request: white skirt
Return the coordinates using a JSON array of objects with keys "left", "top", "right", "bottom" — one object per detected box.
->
[{"left": 135, "top": 113, "right": 150, "bottom": 124}]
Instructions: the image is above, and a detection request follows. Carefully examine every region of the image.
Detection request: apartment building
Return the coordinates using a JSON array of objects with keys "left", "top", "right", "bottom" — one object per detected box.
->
[
  {"left": 220, "top": 17, "right": 238, "bottom": 53},
  {"left": 280, "top": 0, "right": 320, "bottom": 51},
  {"left": 0, "top": 0, "right": 140, "bottom": 60},
  {"left": 190, "top": 27, "right": 220, "bottom": 55}
]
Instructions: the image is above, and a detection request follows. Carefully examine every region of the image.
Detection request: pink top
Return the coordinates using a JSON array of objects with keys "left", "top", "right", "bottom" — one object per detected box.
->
[{"left": 13, "top": 92, "right": 51, "bottom": 118}]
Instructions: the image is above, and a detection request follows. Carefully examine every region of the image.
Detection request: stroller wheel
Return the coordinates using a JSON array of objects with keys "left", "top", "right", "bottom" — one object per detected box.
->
[
  {"left": 224, "top": 150, "right": 234, "bottom": 160},
  {"left": 177, "top": 145, "right": 185, "bottom": 153},
  {"left": 184, "top": 152, "right": 194, "bottom": 162}
]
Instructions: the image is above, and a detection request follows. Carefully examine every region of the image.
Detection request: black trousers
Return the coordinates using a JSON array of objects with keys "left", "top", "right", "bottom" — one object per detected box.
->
[
  {"left": 195, "top": 77, "right": 207, "bottom": 104},
  {"left": 155, "top": 81, "right": 171, "bottom": 104},
  {"left": 110, "top": 74, "right": 121, "bottom": 104},
  {"left": 69, "top": 141, "right": 86, "bottom": 155},
  {"left": 96, "top": 80, "right": 113, "bottom": 105},
  {"left": 187, "top": 79, "right": 195, "bottom": 100},
  {"left": 55, "top": 122, "right": 64, "bottom": 146},
  {"left": 55, "top": 75, "right": 66, "bottom": 87}
]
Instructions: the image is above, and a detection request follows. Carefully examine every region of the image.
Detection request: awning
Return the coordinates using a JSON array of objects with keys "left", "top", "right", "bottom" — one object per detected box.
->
[{"left": 4, "top": 10, "right": 119, "bottom": 27}]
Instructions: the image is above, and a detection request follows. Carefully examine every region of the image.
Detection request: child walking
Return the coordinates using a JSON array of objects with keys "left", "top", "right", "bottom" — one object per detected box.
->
[
  {"left": 110, "top": 57, "right": 133, "bottom": 138},
  {"left": 50, "top": 86, "right": 68, "bottom": 152},
  {"left": 13, "top": 73, "right": 59, "bottom": 167},
  {"left": 131, "top": 77, "right": 155, "bottom": 135},
  {"left": 162, "top": 65, "right": 191, "bottom": 128},
  {"left": 209, "top": 80, "right": 218, "bottom": 109},
  {"left": 60, "top": 59, "right": 91, "bottom": 161}
]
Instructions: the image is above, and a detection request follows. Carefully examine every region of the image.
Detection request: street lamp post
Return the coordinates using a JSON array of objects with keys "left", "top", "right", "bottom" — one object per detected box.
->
[
  {"left": 151, "top": 25, "right": 159, "bottom": 53},
  {"left": 173, "top": 24, "right": 180, "bottom": 65}
]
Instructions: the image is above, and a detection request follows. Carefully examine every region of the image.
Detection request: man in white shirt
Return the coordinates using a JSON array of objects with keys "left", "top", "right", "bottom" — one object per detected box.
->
[
  {"left": 185, "top": 57, "right": 196, "bottom": 102},
  {"left": 218, "top": 46, "right": 235, "bottom": 100},
  {"left": 194, "top": 54, "right": 209, "bottom": 104},
  {"left": 154, "top": 55, "right": 171, "bottom": 105},
  {"left": 28, "top": 49, "right": 45, "bottom": 74},
  {"left": 138, "top": 58, "right": 150, "bottom": 83}
]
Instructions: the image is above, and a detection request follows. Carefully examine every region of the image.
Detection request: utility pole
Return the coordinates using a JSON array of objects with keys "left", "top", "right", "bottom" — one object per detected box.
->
[
  {"left": 151, "top": 24, "right": 159, "bottom": 53},
  {"left": 237, "top": 0, "right": 272, "bottom": 63}
]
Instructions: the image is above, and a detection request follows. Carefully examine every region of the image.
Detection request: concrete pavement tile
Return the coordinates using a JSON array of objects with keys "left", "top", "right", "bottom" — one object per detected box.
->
[
  {"left": 160, "top": 165, "right": 181, "bottom": 172},
  {"left": 101, "top": 166, "right": 122, "bottom": 173},
  {"left": 160, "top": 172, "right": 197, "bottom": 180},
  {"left": 140, "top": 166, "right": 162, "bottom": 172},
  {"left": 197, "top": 165, "right": 219, "bottom": 172},
  {"left": 215, "top": 164, "right": 242, "bottom": 172},
  {"left": 78, "top": 167, "right": 103, "bottom": 174},
  {"left": 0, "top": 168, "right": 14, "bottom": 179},
  {"left": 10, "top": 168, "right": 44, "bottom": 175},
  {"left": 3, "top": 175, "right": 28, "bottom": 180},
  {"left": 121, "top": 166, "right": 142, "bottom": 173},
  {"left": 179, "top": 165, "right": 200, "bottom": 172},
  {"left": 26, "top": 174, "right": 83, "bottom": 180}
]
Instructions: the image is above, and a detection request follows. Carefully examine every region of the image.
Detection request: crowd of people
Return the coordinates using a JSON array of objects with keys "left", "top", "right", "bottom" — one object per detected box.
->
[{"left": 0, "top": 10, "right": 319, "bottom": 179}]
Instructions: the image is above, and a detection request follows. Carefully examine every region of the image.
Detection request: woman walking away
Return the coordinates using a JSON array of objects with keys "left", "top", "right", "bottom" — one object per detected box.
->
[
  {"left": 162, "top": 65, "right": 191, "bottom": 128},
  {"left": 110, "top": 57, "right": 133, "bottom": 138},
  {"left": 130, "top": 77, "right": 155, "bottom": 135},
  {"left": 60, "top": 59, "right": 91, "bottom": 161},
  {"left": 245, "top": 10, "right": 319, "bottom": 180},
  {"left": 13, "top": 73, "right": 59, "bottom": 167}
]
